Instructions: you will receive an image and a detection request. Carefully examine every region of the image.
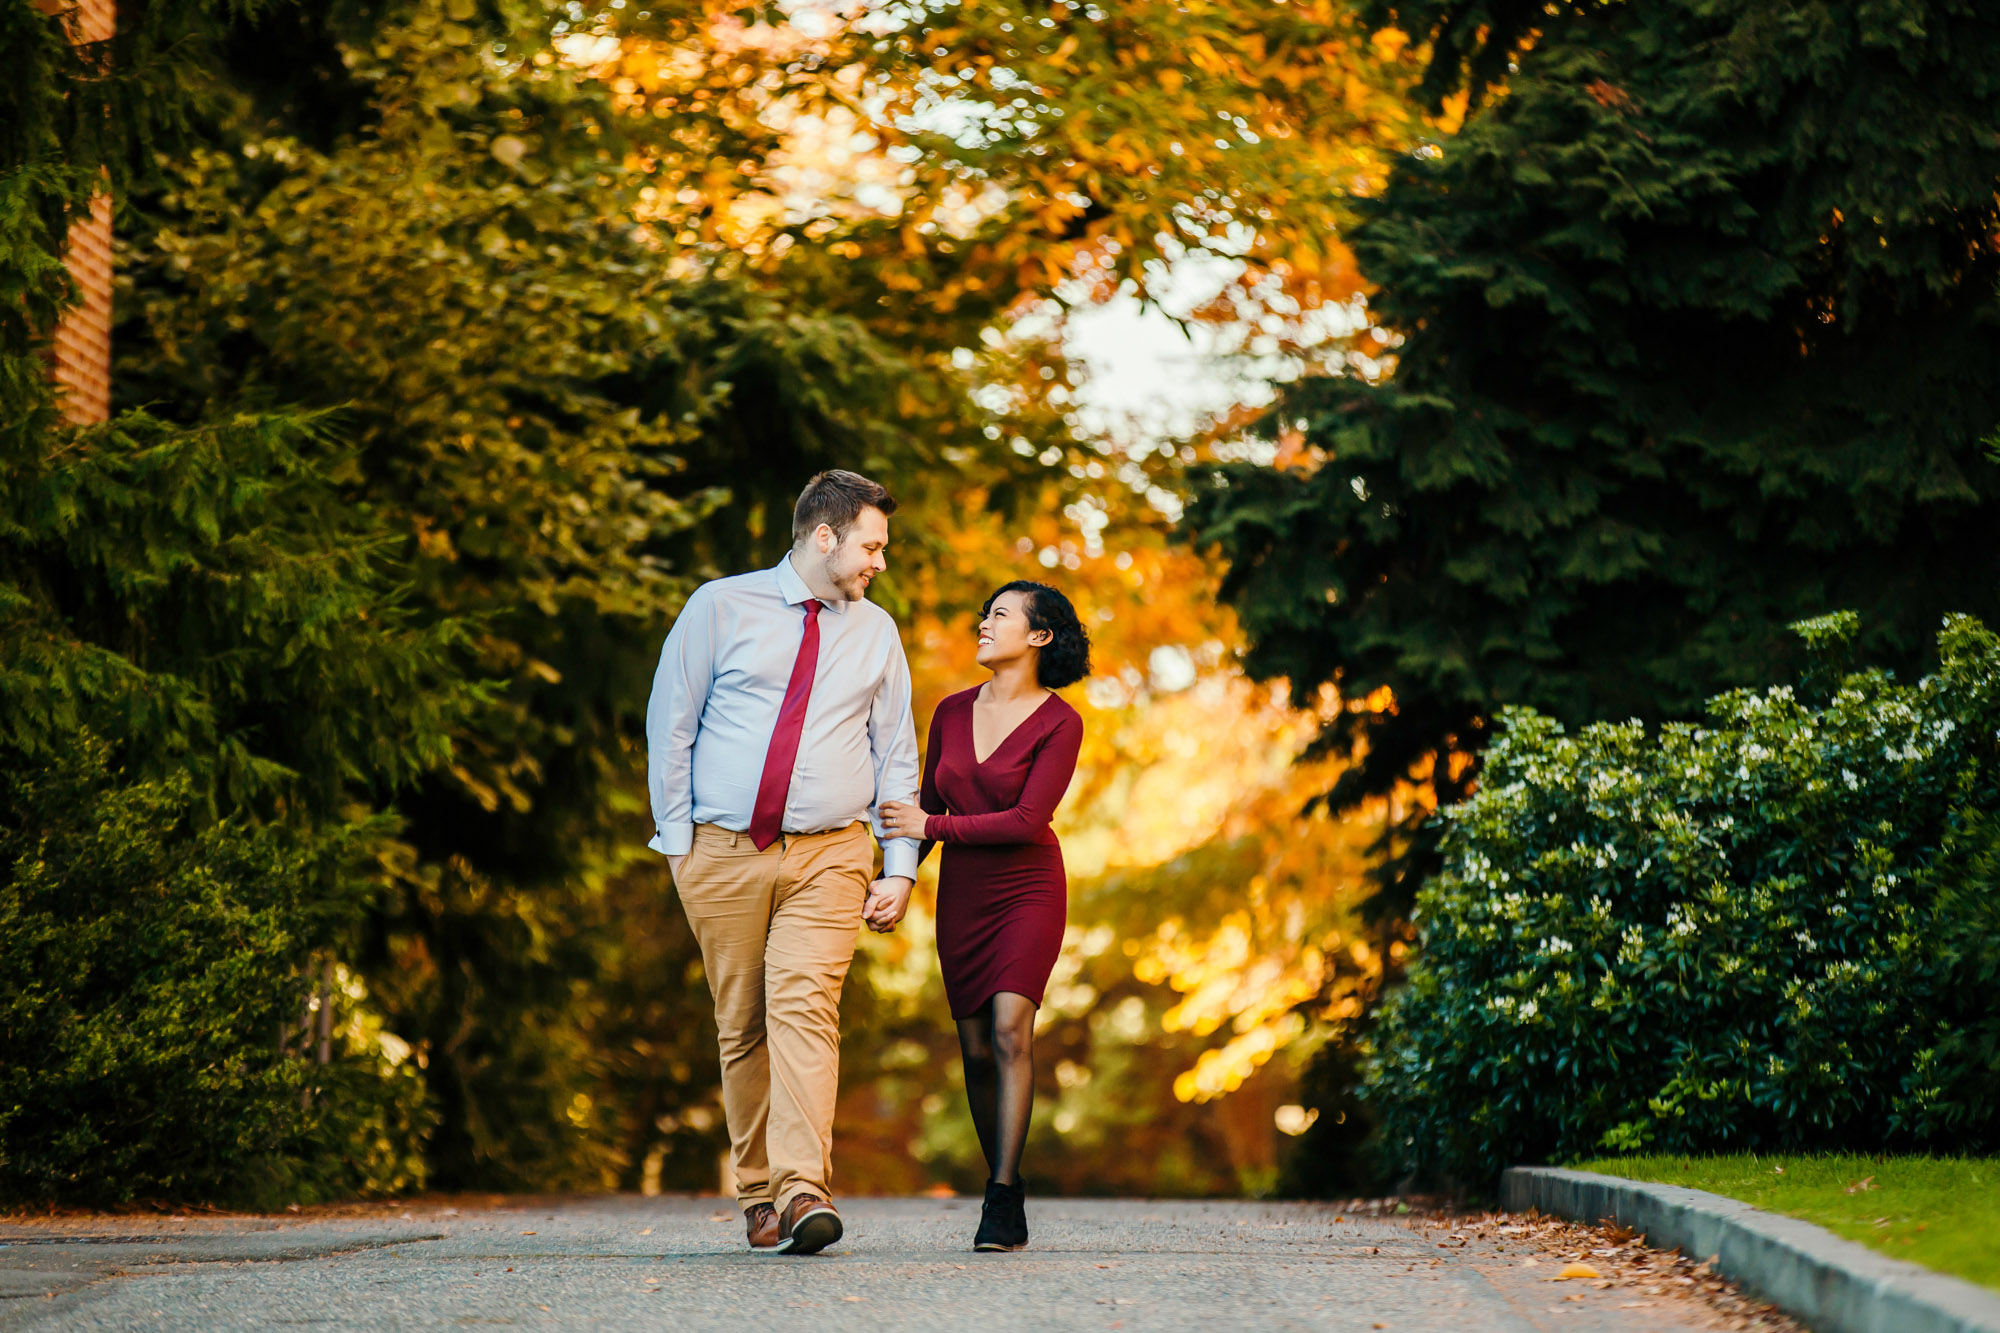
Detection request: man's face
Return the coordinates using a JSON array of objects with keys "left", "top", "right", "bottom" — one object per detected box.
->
[{"left": 814, "top": 505, "right": 890, "bottom": 602}]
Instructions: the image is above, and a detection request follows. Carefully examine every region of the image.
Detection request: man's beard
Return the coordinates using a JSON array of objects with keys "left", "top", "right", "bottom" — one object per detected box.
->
[{"left": 820, "top": 552, "right": 866, "bottom": 602}]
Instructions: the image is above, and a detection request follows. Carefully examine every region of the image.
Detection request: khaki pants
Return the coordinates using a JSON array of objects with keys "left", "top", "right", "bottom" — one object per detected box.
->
[{"left": 675, "top": 821, "right": 872, "bottom": 1211}]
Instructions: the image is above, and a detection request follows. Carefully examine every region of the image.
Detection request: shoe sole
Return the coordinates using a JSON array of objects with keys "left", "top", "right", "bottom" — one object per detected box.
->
[
  {"left": 776, "top": 1206, "right": 843, "bottom": 1256},
  {"left": 973, "top": 1241, "right": 1027, "bottom": 1252}
]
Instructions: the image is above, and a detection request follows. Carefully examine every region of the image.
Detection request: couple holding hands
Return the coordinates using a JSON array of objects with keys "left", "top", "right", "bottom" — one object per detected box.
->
[{"left": 646, "top": 470, "right": 1089, "bottom": 1256}]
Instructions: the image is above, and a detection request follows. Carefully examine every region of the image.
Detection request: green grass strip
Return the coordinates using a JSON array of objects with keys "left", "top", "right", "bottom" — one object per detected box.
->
[{"left": 1573, "top": 1155, "right": 2000, "bottom": 1294}]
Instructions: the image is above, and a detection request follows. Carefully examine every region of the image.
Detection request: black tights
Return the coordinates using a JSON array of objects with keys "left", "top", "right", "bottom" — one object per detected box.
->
[{"left": 956, "top": 992, "right": 1037, "bottom": 1186}]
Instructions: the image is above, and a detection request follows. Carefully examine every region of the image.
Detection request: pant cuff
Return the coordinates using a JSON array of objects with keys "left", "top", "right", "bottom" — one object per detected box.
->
[{"left": 774, "top": 1184, "right": 830, "bottom": 1212}]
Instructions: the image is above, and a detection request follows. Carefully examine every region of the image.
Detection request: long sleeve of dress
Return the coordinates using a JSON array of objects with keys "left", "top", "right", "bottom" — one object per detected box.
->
[{"left": 925, "top": 710, "right": 1082, "bottom": 846}]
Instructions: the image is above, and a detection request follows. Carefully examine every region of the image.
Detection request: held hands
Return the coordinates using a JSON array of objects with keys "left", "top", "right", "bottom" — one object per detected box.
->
[
  {"left": 862, "top": 876, "right": 914, "bottom": 933},
  {"left": 880, "top": 800, "right": 928, "bottom": 841}
]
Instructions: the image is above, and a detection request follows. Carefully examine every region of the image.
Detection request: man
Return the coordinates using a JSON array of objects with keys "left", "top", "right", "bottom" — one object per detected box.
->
[{"left": 646, "top": 470, "right": 919, "bottom": 1255}]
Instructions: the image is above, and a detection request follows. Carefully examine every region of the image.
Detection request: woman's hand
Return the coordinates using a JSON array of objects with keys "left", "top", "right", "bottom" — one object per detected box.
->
[
  {"left": 880, "top": 800, "right": 929, "bottom": 841},
  {"left": 863, "top": 876, "right": 915, "bottom": 933}
]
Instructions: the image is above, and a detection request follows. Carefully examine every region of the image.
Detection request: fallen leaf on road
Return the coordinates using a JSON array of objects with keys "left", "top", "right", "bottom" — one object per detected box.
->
[
  {"left": 843, "top": 1297, "right": 867, "bottom": 1302},
  {"left": 538, "top": 1305, "right": 551, "bottom": 1312},
  {"left": 640, "top": 1228, "right": 652, "bottom": 1236},
  {"left": 521, "top": 1231, "right": 537, "bottom": 1236},
  {"left": 1554, "top": 1262, "right": 1600, "bottom": 1280}
]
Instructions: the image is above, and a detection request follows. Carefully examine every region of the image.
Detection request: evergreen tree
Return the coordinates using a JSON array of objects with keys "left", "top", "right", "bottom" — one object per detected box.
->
[
  {"left": 1, "top": 0, "right": 466, "bottom": 1203},
  {"left": 1183, "top": 0, "right": 2000, "bottom": 920}
]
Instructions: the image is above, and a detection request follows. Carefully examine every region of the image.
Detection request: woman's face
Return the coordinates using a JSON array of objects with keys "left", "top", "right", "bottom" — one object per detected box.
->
[{"left": 975, "top": 590, "right": 1050, "bottom": 671}]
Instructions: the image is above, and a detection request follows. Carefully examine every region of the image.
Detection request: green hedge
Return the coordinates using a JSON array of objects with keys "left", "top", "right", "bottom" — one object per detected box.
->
[
  {"left": 0, "top": 738, "right": 431, "bottom": 1206},
  {"left": 1366, "top": 614, "right": 2000, "bottom": 1188}
]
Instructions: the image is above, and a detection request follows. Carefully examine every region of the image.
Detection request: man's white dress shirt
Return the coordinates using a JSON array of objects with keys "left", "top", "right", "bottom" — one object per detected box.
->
[{"left": 646, "top": 553, "right": 921, "bottom": 881}]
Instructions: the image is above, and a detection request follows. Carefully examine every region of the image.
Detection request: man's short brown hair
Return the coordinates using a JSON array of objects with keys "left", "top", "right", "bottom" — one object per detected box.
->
[{"left": 791, "top": 470, "right": 897, "bottom": 544}]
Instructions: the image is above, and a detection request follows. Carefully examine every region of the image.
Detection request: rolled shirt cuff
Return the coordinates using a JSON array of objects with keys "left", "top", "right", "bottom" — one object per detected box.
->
[
  {"left": 880, "top": 836, "right": 918, "bottom": 883},
  {"left": 650, "top": 821, "right": 694, "bottom": 857}
]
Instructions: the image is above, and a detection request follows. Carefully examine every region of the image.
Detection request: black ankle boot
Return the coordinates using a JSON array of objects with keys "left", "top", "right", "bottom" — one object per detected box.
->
[{"left": 973, "top": 1178, "right": 1028, "bottom": 1251}]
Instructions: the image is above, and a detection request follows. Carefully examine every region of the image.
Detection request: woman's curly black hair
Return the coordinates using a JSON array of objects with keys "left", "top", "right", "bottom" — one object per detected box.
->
[{"left": 982, "top": 580, "right": 1092, "bottom": 690}]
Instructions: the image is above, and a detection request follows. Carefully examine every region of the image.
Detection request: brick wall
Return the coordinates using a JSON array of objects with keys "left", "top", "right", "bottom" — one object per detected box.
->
[{"left": 47, "top": 0, "right": 117, "bottom": 426}]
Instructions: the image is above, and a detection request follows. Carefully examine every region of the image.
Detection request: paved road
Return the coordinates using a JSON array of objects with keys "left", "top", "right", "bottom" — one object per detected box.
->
[{"left": 0, "top": 1196, "right": 1781, "bottom": 1331}]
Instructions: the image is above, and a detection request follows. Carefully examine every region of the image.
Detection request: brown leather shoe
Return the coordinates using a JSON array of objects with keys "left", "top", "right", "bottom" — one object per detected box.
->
[
  {"left": 775, "top": 1192, "right": 842, "bottom": 1255},
  {"left": 745, "top": 1202, "right": 779, "bottom": 1251}
]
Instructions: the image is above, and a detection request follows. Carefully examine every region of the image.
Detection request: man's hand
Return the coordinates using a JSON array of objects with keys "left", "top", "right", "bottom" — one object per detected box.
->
[
  {"left": 879, "top": 800, "right": 928, "bottom": 841},
  {"left": 667, "top": 853, "right": 687, "bottom": 882},
  {"left": 862, "top": 876, "right": 915, "bottom": 933}
]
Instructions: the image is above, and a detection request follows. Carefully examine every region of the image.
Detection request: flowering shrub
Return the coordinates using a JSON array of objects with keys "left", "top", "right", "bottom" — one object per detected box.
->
[{"left": 1366, "top": 615, "right": 2000, "bottom": 1188}]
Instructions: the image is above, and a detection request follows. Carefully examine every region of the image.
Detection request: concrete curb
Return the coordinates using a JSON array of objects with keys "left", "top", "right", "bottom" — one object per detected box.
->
[{"left": 1502, "top": 1166, "right": 2000, "bottom": 1333}]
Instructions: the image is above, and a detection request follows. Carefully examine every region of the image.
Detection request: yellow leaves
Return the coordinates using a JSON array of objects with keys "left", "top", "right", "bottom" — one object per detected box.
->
[
  {"left": 1554, "top": 1263, "right": 1601, "bottom": 1280},
  {"left": 1187, "top": 36, "right": 1228, "bottom": 76},
  {"left": 1103, "top": 136, "right": 1145, "bottom": 175},
  {"left": 1353, "top": 683, "right": 1398, "bottom": 714},
  {"left": 576, "top": 0, "right": 1420, "bottom": 331},
  {"left": 1172, "top": 1013, "right": 1307, "bottom": 1101},
  {"left": 1370, "top": 27, "right": 1411, "bottom": 62}
]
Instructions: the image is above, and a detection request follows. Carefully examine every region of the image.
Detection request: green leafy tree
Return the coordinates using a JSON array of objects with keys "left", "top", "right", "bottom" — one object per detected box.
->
[{"left": 1184, "top": 0, "right": 2000, "bottom": 923}]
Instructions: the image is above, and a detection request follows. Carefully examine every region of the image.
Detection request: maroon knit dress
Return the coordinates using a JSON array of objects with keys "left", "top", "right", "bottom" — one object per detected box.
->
[{"left": 920, "top": 687, "right": 1084, "bottom": 1019}]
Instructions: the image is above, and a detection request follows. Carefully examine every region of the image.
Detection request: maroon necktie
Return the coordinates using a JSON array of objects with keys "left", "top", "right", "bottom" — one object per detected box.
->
[{"left": 749, "top": 598, "right": 822, "bottom": 849}]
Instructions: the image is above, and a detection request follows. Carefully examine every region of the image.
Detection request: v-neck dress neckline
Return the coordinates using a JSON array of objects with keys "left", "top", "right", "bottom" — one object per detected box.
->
[{"left": 970, "top": 689, "right": 1058, "bottom": 766}]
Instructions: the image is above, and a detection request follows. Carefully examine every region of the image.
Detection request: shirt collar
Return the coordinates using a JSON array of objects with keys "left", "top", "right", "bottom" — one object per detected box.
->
[{"left": 776, "top": 552, "right": 847, "bottom": 614}]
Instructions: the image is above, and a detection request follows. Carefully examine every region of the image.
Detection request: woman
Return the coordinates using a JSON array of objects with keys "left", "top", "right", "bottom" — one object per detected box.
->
[{"left": 876, "top": 580, "right": 1088, "bottom": 1252}]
